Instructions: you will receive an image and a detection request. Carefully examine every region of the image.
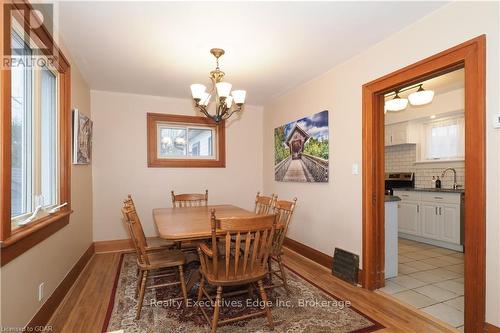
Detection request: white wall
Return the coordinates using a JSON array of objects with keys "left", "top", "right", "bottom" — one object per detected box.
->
[
  {"left": 262, "top": 2, "right": 499, "bottom": 325},
  {"left": 91, "top": 90, "right": 263, "bottom": 241}
]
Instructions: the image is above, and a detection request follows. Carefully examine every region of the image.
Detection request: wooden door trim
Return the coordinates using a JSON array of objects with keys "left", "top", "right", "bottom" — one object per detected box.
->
[{"left": 362, "top": 35, "right": 486, "bottom": 333}]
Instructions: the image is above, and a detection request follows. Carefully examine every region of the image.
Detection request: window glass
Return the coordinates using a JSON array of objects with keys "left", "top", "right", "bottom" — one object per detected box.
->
[
  {"left": 188, "top": 128, "right": 214, "bottom": 157},
  {"left": 425, "top": 117, "right": 464, "bottom": 160},
  {"left": 11, "top": 31, "right": 32, "bottom": 217},
  {"left": 157, "top": 125, "right": 215, "bottom": 159},
  {"left": 159, "top": 127, "right": 187, "bottom": 157},
  {"left": 10, "top": 29, "right": 60, "bottom": 225},
  {"left": 40, "top": 68, "right": 58, "bottom": 206}
]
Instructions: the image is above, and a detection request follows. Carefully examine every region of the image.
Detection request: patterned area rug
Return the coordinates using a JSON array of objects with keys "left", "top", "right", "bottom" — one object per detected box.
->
[{"left": 103, "top": 253, "right": 383, "bottom": 333}]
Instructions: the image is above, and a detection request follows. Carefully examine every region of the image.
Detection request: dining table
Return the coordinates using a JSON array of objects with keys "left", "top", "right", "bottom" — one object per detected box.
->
[{"left": 152, "top": 204, "right": 260, "bottom": 291}]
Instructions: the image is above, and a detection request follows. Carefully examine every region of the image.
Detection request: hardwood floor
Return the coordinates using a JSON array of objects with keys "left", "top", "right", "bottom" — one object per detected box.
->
[{"left": 48, "top": 248, "right": 458, "bottom": 333}]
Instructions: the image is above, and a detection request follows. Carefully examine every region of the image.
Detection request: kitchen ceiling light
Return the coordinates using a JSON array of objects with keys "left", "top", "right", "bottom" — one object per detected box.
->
[
  {"left": 385, "top": 91, "right": 408, "bottom": 112},
  {"left": 408, "top": 85, "right": 434, "bottom": 106}
]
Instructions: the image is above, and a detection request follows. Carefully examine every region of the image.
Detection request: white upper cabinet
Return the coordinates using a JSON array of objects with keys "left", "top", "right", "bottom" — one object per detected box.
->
[{"left": 385, "top": 122, "right": 417, "bottom": 146}]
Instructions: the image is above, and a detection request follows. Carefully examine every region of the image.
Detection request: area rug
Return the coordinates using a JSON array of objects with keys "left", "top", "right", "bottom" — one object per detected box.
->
[{"left": 103, "top": 253, "right": 383, "bottom": 333}]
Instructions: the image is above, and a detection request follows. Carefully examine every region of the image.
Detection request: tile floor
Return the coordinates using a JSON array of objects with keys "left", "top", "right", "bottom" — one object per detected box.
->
[{"left": 378, "top": 238, "right": 464, "bottom": 331}]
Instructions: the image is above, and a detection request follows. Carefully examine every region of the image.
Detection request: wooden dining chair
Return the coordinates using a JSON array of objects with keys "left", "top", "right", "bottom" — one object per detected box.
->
[
  {"left": 268, "top": 198, "right": 297, "bottom": 292},
  {"left": 171, "top": 190, "right": 208, "bottom": 207},
  {"left": 254, "top": 192, "right": 277, "bottom": 214},
  {"left": 196, "top": 209, "right": 277, "bottom": 333},
  {"left": 123, "top": 195, "right": 175, "bottom": 250},
  {"left": 121, "top": 203, "right": 188, "bottom": 320}
]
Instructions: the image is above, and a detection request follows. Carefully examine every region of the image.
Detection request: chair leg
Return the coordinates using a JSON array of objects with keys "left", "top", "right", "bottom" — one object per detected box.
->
[
  {"left": 258, "top": 280, "right": 274, "bottom": 330},
  {"left": 136, "top": 270, "right": 148, "bottom": 320},
  {"left": 136, "top": 269, "right": 144, "bottom": 298},
  {"left": 277, "top": 255, "right": 289, "bottom": 293},
  {"left": 178, "top": 265, "right": 188, "bottom": 307},
  {"left": 211, "top": 286, "right": 223, "bottom": 333},
  {"left": 268, "top": 258, "right": 273, "bottom": 281},
  {"left": 197, "top": 275, "right": 205, "bottom": 302}
]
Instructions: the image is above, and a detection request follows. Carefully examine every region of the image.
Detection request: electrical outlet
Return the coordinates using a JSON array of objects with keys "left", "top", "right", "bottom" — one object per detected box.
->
[{"left": 38, "top": 282, "right": 44, "bottom": 302}]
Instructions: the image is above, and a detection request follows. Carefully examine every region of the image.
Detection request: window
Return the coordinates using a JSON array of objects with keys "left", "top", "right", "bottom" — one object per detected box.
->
[
  {"left": 424, "top": 117, "right": 465, "bottom": 161},
  {"left": 1, "top": 2, "right": 72, "bottom": 263},
  {"left": 157, "top": 125, "right": 215, "bottom": 159},
  {"left": 147, "top": 113, "right": 225, "bottom": 167},
  {"left": 10, "top": 29, "right": 60, "bottom": 228}
]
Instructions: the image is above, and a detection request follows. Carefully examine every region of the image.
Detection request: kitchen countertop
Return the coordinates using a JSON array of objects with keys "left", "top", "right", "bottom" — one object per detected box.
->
[
  {"left": 396, "top": 187, "right": 465, "bottom": 194},
  {"left": 385, "top": 195, "right": 401, "bottom": 202}
]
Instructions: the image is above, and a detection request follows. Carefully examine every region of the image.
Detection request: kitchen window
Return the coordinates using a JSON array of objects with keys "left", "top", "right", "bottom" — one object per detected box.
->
[{"left": 424, "top": 116, "right": 465, "bottom": 161}]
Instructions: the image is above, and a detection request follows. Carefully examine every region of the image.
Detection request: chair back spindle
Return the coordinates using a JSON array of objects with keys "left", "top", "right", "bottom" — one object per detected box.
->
[
  {"left": 200, "top": 209, "right": 277, "bottom": 281},
  {"left": 272, "top": 198, "right": 297, "bottom": 255},
  {"left": 254, "top": 192, "right": 277, "bottom": 215},
  {"left": 171, "top": 190, "right": 208, "bottom": 208},
  {"left": 121, "top": 202, "right": 150, "bottom": 265}
]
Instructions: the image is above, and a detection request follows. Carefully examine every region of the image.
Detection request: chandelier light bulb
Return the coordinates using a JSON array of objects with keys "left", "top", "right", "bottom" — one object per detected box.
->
[
  {"left": 216, "top": 82, "right": 232, "bottom": 98},
  {"left": 190, "top": 84, "right": 206, "bottom": 100},
  {"left": 200, "top": 92, "right": 211, "bottom": 106},
  {"left": 231, "top": 90, "right": 246, "bottom": 105}
]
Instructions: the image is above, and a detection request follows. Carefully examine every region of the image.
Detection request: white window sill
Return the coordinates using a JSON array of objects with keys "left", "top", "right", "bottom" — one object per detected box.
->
[{"left": 414, "top": 159, "right": 465, "bottom": 167}]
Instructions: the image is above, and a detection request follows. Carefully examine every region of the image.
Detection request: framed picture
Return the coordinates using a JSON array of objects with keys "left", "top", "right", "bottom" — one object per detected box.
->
[
  {"left": 147, "top": 113, "right": 226, "bottom": 168},
  {"left": 72, "top": 109, "right": 93, "bottom": 165},
  {"left": 274, "top": 110, "right": 329, "bottom": 182}
]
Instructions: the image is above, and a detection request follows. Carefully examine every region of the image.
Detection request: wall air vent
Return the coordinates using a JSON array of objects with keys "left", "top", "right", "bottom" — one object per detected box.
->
[{"left": 332, "top": 248, "right": 360, "bottom": 285}]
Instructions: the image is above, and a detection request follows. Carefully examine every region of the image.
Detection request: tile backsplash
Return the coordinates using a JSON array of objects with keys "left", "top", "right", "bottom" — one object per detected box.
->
[{"left": 385, "top": 144, "right": 465, "bottom": 189}]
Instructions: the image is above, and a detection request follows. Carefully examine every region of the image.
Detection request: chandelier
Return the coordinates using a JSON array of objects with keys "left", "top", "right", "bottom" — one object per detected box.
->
[{"left": 190, "top": 48, "right": 246, "bottom": 123}]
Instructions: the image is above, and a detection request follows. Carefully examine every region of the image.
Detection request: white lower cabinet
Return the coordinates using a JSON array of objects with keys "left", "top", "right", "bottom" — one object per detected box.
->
[
  {"left": 440, "top": 204, "right": 461, "bottom": 244},
  {"left": 397, "top": 201, "right": 420, "bottom": 235},
  {"left": 393, "top": 190, "right": 462, "bottom": 248},
  {"left": 420, "top": 203, "right": 441, "bottom": 240}
]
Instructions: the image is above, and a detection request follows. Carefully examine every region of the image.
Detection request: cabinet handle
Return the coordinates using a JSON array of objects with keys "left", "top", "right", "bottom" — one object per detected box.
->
[
  {"left": 435, "top": 207, "right": 438, "bottom": 215},
  {"left": 417, "top": 205, "right": 419, "bottom": 213},
  {"left": 434, "top": 196, "right": 443, "bottom": 199},
  {"left": 439, "top": 207, "right": 442, "bottom": 215},
  {"left": 401, "top": 194, "right": 409, "bottom": 197}
]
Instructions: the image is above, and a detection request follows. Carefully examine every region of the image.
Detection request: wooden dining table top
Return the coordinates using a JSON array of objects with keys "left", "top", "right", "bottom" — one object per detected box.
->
[{"left": 153, "top": 204, "right": 258, "bottom": 241}]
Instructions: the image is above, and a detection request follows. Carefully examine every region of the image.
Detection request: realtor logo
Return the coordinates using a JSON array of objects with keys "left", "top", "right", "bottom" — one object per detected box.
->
[{"left": 3, "top": 2, "right": 57, "bottom": 69}]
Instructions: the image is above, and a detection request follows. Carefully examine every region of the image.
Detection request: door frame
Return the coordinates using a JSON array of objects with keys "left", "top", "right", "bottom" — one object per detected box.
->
[{"left": 362, "top": 36, "right": 486, "bottom": 332}]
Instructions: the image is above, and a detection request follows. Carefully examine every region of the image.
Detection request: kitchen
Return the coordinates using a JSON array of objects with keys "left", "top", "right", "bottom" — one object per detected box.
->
[{"left": 380, "top": 69, "right": 466, "bottom": 329}]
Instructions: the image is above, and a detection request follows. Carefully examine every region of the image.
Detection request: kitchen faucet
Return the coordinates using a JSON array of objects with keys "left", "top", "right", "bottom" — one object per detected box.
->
[{"left": 441, "top": 168, "right": 461, "bottom": 189}]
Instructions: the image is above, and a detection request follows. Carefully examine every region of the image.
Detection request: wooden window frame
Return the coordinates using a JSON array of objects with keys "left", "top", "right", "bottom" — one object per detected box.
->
[
  {"left": 362, "top": 36, "right": 485, "bottom": 332},
  {"left": 147, "top": 113, "right": 226, "bottom": 168},
  {"left": 1, "top": 1, "right": 72, "bottom": 265}
]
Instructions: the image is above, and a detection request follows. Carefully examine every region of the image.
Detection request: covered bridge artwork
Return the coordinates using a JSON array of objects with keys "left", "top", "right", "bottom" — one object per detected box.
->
[{"left": 274, "top": 110, "right": 329, "bottom": 183}]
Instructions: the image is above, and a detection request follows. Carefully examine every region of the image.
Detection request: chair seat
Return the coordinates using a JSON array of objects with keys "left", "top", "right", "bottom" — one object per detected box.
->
[
  {"left": 138, "top": 249, "right": 185, "bottom": 270},
  {"left": 201, "top": 260, "right": 267, "bottom": 286},
  {"left": 146, "top": 237, "right": 175, "bottom": 250}
]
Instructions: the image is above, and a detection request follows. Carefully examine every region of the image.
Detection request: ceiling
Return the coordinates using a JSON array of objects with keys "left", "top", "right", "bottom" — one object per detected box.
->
[{"left": 56, "top": 1, "right": 448, "bottom": 105}]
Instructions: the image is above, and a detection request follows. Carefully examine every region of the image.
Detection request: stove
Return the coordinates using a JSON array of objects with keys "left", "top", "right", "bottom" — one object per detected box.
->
[{"left": 385, "top": 172, "right": 414, "bottom": 195}]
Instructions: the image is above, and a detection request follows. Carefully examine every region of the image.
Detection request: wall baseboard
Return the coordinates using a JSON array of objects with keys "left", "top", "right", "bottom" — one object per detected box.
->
[
  {"left": 485, "top": 323, "right": 500, "bottom": 333},
  {"left": 94, "top": 238, "right": 133, "bottom": 253},
  {"left": 283, "top": 237, "right": 364, "bottom": 284},
  {"left": 25, "top": 243, "right": 95, "bottom": 330},
  {"left": 283, "top": 237, "right": 333, "bottom": 268}
]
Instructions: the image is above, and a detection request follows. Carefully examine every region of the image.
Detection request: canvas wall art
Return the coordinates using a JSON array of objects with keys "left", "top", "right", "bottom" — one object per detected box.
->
[
  {"left": 73, "top": 109, "right": 93, "bottom": 164},
  {"left": 274, "top": 110, "right": 329, "bottom": 182}
]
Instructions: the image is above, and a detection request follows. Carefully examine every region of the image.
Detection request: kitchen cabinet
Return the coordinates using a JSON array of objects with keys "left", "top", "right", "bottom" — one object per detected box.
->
[
  {"left": 398, "top": 201, "right": 420, "bottom": 235},
  {"left": 385, "top": 121, "right": 417, "bottom": 146},
  {"left": 393, "top": 190, "right": 463, "bottom": 251}
]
